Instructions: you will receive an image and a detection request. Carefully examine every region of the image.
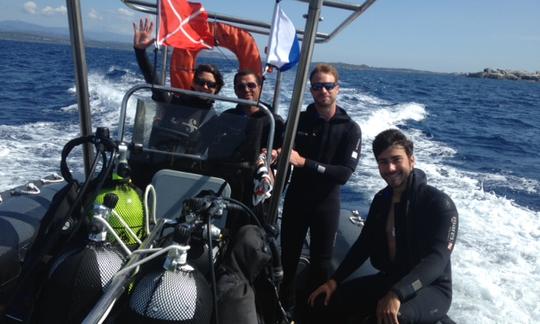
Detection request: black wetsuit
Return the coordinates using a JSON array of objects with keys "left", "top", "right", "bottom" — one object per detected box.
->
[
  {"left": 216, "top": 106, "right": 285, "bottom": 226},
  {"left": 280, "top": 104, "right": 361, "bottom": 307},
  {"left": 222, "top": 105, "right": 285, "bottom": 149},
  {"left": 134, "top": 48, "right": 217, "bottom": 150},
  {"left": 130, "top": 48, "right": 218, "bottom": 189},
  {"left": 322, "top": 168, "right": 458, "bottom": 323},
  {"left": 134, "top": 47, "right": 215, "bottom": 106}
]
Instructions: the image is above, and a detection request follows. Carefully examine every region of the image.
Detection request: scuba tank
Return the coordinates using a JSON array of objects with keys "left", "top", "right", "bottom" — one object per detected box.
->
[
  {"left": 35, "top": 193, "right": 127, "bottom": 323},
  {"left": 127, "top": 224, "right": 213, "bottom": 324},
  {"left": 95, "top": 143, "right": 145, "bottom": 245}
]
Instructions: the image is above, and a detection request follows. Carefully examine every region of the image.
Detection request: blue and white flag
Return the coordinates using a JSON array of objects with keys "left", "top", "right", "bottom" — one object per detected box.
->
[{"left": 265, "top": 0, "right": 300, "bottom": 72}]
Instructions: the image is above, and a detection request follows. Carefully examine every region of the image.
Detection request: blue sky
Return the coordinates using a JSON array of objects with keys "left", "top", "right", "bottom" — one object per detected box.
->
[{"left": 1, "top": 0, "right": 539, "bottom": 73}]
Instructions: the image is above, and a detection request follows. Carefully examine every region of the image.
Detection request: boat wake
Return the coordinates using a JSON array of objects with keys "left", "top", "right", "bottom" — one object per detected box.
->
[
  {"left": 1, "top": 63, "right": 538, "bottom": 323},
  {"left": 337, "top": 87, "right": 539, "bottom": 323}
]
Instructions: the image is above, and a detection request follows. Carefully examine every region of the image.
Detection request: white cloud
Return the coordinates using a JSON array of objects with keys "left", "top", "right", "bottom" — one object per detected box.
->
[
  {"left": 23, "top": 1, "right": 37, "bottom": 14},
  {"left": 88, "top": 9, "right": 103, "bottom": 20},
  {"left": 42, "top": 5, "right": 67, "bottom": 16},
  {"left": 117, "top": 8, "right": 134, "bottom": 17}
]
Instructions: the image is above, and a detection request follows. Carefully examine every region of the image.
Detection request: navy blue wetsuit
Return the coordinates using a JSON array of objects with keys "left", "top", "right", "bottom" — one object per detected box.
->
[
  {"left": 321, "top": 169, "right": 458, "bottom": 323},
  {"left": 280, "top": 104, "right": 361, "bottom": 306}
]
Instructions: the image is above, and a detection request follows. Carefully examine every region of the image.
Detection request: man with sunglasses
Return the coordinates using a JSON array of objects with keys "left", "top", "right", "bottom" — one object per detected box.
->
[
  {"left": 223, "top": 69, "right": 285, "bottom": 149},
  {"left": 133, "top": 18, "right": 224, "bottom": 153},
  {"left": 133, "top": 18, "right": 224, "bottom": 106},
  {"left": 215, "top": 69, "right": 286, "bottom": 228},
  {"left": 279, "top": 64, "right": 362, "bottom": 319}
]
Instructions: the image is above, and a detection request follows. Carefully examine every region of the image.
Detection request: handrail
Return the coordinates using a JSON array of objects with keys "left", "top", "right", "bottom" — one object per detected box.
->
[
  {"left": 121, "top": 0, "right": 376, "bottom": 43},
  {"left": 118, "top": 84, "right": 274, "bottom": 168}
]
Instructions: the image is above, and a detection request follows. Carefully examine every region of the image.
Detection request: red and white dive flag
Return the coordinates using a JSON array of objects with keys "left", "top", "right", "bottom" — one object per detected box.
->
[{"left": 157, "top": 0, "right": 213, "bottom": 50}]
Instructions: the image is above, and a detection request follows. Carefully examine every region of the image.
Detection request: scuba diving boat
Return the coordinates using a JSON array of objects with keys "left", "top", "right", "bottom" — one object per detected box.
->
[{"left": 0, "top": 0, "right": 377, "bottom": 323}]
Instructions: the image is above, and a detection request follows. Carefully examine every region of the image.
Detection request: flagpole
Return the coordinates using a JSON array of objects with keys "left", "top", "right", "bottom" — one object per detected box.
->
[
  {"left": 264, "top": 1, "right": 281, "bottom": 116},
  {"left": 156, "top": 0, "right": 162, "bottom": 48},
  {"left": 155, "top": 0, "right": 168, "bottom": 86},
  {"left": 267, "top": 0, "right": 324, "bottom": 225},
  {"left": 263, "top": 0, "right": 280, "bottom": 72},
  {"left": 160, "top": 46, "right": 168, "bottom": 85},
  {"left": 271, "top": 70, "right": 282, "bottom": 114}
]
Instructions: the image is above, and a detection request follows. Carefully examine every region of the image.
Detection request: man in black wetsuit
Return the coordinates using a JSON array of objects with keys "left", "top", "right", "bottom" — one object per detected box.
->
[
  {"left": 133, "top": 18, "right": 224, "bottom": 105},
  {"left": 223, "top": 69, "right": 285, "bottom": 149},
  {"left": 129, "top": 18, "right": 226, "bottom": 189},
  {"left": 215, "top": 70, "right": 285, "bottom": 225},
  {"left": 133, "top": 18, "right": 224, "bottom": 132},
  {"left": 308, "top": 129, "right": 458, "bottom": 324},
  {"left": 132, "top": 18, "right": 224, "bottom": 152},
  {"left": 279, "top": 63, "right": 362, "bottom": 316}
]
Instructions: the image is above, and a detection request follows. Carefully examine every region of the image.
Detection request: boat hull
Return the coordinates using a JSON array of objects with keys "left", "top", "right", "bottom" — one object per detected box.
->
[{"left": 0, "top": 180, "right": 67, "bottom": 298}]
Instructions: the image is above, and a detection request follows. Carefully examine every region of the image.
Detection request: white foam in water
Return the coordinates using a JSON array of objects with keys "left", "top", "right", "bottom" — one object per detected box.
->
[
  {"left": 2, "top": 66, "right": 538, "bottom": 323},
  {"left": 340, "top": 86, "right": 390, "bottom": 106},
  {"left": 341, "top": 87, "right": 539, "bottom": 324},
  {"left": 0, "top": 70, "right": 143, "bottom": 192},
  {"left": 0, "top": 147, "right": 9, "bottom": 158},
  {"left": 0, "top": 122, "right": 79, "bottom": 190},
  {"left": 479, "top": 172, "right": 539, "bottom": 195},
  {"left": 86, "top": 71, "right": 140, "bottom": 126}
]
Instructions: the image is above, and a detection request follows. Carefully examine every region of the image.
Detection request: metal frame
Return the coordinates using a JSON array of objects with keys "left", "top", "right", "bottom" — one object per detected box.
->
[
  {"left": 66, "top": 0, "right": 94, "bottom": 175},
  {"left": 122, "top": 0, "right": 376, "bottom": 43},
  {"left": 67, "top": 0, "right": 377, "bottom": 182},
  {"left": 268, "top": 0, "right": 324, "bottom": 224},
  {"left": 117, "top": 84, "right": 275, "bottom": 167},
  {"left": 118, "top": 0, "right": 377, "bottom": 225}
]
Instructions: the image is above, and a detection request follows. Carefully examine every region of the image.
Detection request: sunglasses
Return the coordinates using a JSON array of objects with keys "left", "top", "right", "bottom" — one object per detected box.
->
[
  {"left": 194, "top": 77, "right": 218, "bottom": 89},
  {"left": 235, "top": 82, "right": 258, "bottom": 91},
  {"left": 311, "top": 82, "right": 338, "bottom": 91}
]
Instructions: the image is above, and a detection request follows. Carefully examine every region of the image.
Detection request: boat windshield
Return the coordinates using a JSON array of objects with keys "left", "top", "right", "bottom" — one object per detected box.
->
[{"left": 126, "top": 97, "right": 266, "bottom": 189}]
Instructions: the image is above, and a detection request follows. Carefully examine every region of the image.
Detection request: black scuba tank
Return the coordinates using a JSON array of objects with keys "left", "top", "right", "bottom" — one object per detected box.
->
[
  {"left": 127, "top": 267, "right": 213, "bottom": 324},
  {"left": 34, "top": 193, "right": 126, "bottom": 323},
  {"left": 126, "top": 225, "right": 213, "bottom": 324}
]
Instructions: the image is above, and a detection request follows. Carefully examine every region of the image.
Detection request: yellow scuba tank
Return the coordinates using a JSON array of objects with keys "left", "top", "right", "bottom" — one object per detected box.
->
[
  {"left": 95, "top": 181, "right": 144, "bottom": 245},
  {"left": 94, "top": 143, "right": 145, "bottom": 246}
]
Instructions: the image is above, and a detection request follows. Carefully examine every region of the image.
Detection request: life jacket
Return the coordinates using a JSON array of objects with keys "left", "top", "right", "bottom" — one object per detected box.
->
[{"left": 170, "top": 22, "right": 262, "bottom": 90}]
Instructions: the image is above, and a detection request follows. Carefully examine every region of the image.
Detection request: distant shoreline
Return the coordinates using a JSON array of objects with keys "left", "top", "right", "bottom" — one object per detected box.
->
[
  {"left": 0, "top": 32, "right": 224, "bottom": 59},
  {"left": 1, "top": 32, "right": 440, "bottom": 75},
  {"left": 2, "top": 32, "right": 538, "bottom": 81},
  {"left": 0, "top": 31, "right": 133, "bottom": 51}
]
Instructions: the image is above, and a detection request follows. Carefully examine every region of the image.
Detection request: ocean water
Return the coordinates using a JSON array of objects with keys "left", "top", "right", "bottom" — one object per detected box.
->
[{"left": 1, "top": 39, "right": 539, "bottom": 323}]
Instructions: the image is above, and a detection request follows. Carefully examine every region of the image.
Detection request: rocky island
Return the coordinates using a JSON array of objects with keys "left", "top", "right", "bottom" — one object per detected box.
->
[{"left": 467, "top": 68, "right": 540, "bottom": 82}]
